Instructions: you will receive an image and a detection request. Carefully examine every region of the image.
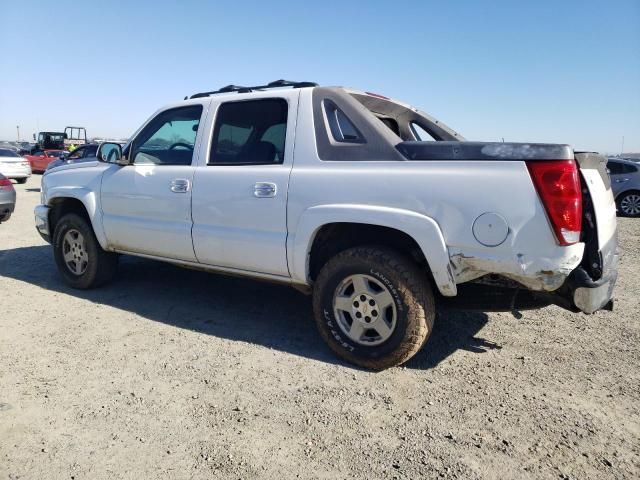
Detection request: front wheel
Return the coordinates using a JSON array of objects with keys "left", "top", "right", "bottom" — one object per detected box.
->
[
  {"left": 312, "top": 246, "right": 435, "bottom": 370},
  {"left": 53, "top": 213, "right": 118, "bottom": 289},
  {"left": 16, "top": 178, "right": 27, "bottom": 184},
  {"left": 617, "top": 191, "right": 640, "bottom": 217}
]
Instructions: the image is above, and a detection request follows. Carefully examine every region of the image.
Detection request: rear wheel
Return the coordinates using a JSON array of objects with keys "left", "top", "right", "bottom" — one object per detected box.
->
[
  {"left": 53, "top": 213, "right": 118, "bottom": 289},
  {"left": 617, "top": 191, "right": 640, "bottom": 217},
  {"left": 16, "top": 178, "right": 27, "bottom": 184},
  {"left": 312, "top": 246, "right": 435, "bottom": 370}
]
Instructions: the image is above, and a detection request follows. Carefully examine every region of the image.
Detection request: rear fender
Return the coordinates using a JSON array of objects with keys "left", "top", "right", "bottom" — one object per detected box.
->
[{"left": 289, "top": 204, "right": 457, "bottom": 296}]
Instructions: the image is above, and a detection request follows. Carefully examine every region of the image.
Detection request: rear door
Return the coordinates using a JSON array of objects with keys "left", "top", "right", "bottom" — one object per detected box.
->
[
  {"left": 191, "top": 93, "right": 298, "bottom": 276},
  {"left": 101, "top": 104, "right": 206, "bottom": 261}
]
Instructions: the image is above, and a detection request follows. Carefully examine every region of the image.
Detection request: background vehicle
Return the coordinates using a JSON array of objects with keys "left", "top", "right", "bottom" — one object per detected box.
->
[
  {"left": 25, "top": 149, "right": 67, "bottom": 173},
  {"left": 0, "top": 142, "right": 19, "bottom": 152},
  {"left": 46, "top": 143, "right": 98, "bottom": 171},
  {"left": 33, "top": 131, "right": 65, "bottom": 151},
  {"left": 35, "top": 81, "right": 618, "bottom": 369},
  {"left": 607, "top": 157, "right": 640, "bottom": 217},
  {"left": 63, "top": 126, "right": 88, "bottom": 150},
  {"left": 0, "top": 147, "right": 31, "bottom": 183},
  {"left": 0, "top": 173, "right": 16, "bottom": 222}
]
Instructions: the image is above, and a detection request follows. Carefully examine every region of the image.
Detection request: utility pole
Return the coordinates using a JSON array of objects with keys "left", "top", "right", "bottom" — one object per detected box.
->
[
  {"left": 621, "top": 136, "right": 625, "bottom": 155},
  {"left": 16, "top": 125, "right": 20, "bottom": 142}
]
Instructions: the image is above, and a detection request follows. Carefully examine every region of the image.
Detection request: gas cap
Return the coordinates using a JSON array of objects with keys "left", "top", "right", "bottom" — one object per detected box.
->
[{"left": 472, "top": 212, "right": 509, "bottom": 247}]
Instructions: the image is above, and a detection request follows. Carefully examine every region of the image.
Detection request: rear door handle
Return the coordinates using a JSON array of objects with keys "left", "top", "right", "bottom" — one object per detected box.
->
[
  {"left": 170, "top": 178, "right": 190, "bottom": 193},
  {"left": 615, "top": 178, "right": 630, "bottom": 183},
  {"left": 254, "top": 182, "right": 277, "bottom": 198}
]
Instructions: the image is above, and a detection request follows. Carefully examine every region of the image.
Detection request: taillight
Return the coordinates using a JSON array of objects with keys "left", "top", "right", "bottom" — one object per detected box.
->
[
  {"left": 526, "top": 160, "right": 582, "bottom": 246},
  {"left": 0, "top": 178, "right": 14, "bottom": 191}
]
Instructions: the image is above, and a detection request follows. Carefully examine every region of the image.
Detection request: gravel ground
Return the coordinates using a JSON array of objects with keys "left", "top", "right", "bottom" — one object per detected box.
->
[{"left": 1, "top": 176, "right": 638, "bottom": 480}]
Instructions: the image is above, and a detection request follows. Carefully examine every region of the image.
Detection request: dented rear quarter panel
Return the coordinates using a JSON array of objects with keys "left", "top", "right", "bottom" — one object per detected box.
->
[{"left": 288, "top": 89, "right": 584, "bottom": 293}]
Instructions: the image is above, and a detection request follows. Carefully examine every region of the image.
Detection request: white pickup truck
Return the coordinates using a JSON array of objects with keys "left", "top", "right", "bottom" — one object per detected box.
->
[{"left": 35, "top": 80, "right": 618, "bottom": 369}]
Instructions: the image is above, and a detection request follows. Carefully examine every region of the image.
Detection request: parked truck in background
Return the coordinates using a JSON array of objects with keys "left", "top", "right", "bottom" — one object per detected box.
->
[
  {"left": 63, "top": 126, "right": 88, "bottom": 150},
  {"left": 34, "top": 80, "right": 618, "bottom": 369},
  {"left": 32, "top": 131, "right": 66, "bottom": 152}
]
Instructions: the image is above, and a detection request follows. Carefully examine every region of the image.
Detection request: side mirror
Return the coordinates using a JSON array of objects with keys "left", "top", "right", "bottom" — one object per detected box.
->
[
  {"left": 97, "top": 142, "right": 128, "bottom": 165},
  {"left": 32, "top": 133, "right": 36, "bottom": 141}
]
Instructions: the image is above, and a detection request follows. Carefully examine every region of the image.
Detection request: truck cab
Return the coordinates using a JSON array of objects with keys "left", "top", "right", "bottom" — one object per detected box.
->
[{"left": 33, "top": 131, "right": 65, "bottom": 151}]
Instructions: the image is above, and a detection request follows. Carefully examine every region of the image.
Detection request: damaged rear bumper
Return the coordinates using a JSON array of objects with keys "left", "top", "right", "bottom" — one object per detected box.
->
[
  {"left": 569, "top": 267, "right": 616, "bottom": 313},
  {"left": 551, "top": 242, "right": 618, "bottom": 314}
]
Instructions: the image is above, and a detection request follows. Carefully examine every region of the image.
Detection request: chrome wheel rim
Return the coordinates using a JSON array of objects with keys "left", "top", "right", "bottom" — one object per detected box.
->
[
  {"left": 62, "top": 229, "right": 89, "bottom": 275},
  {"left": 333, "top": 274, "right": 397, "bottom": 346},
  {"left": 620, "top": 194, "right": 640, "bottom": 216}
]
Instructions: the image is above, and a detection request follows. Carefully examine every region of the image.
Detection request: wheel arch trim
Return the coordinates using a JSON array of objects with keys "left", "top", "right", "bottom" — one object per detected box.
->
[
  {"left": 289, "top": 204, "right": 457, "bottom": 296},
  {"left": 47, "top": 189, "right": 108, "bottom": 249}
]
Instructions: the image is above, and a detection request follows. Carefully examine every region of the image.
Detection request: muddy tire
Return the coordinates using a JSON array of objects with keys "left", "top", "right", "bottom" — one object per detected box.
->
[
  {"left": 312, "top": 246, "right": 435, "bottom": 370},
  {"left": 53, "top": 213, "right": 118, "bottom": 289}
]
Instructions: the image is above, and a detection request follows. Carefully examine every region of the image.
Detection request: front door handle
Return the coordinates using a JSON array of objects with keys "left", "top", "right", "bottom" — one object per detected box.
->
[
  {"left": 170, "top": 178, "right": 190, "bottom": 193},
  {"left": 254, "top": 182, "right": 277, "bottom": 198}
]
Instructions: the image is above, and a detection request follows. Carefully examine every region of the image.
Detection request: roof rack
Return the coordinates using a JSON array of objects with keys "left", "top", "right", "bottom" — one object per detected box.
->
[{"left": 186, "top": 79, "right": 318, "bottom": 100}]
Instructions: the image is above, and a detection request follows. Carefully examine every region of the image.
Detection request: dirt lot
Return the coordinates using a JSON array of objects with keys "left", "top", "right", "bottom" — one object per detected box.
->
[{"left": 0, "top": 176, "right": 638, "bottom": 480}]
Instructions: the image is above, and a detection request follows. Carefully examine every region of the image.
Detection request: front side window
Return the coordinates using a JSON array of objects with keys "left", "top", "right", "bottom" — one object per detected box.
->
[
  {"left": 131, "top": 105, "right": 203, "bottom": 165},
  {"left": 84, "top": 145, "right": 98, "bottom": 157},
  {"left": 209, "top": 99, "right": 287, "bottom": 165},
  {"left": 67, "top": 148, "right": 84, "bottom": 160}
]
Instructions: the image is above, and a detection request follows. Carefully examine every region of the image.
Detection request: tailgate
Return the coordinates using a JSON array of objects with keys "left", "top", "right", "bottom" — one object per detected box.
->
[
  {"left": 575, "top": 152, "right": 617, "bottom": 265},
  {"left": 567, "top": 152, "right": 618, "bottom": 313}
]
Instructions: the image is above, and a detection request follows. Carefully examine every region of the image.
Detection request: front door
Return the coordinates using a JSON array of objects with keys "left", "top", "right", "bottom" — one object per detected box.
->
[
  {"left": 191, "top": 95, "right": 297, "bottom": 276},
  {"left": 100, "top": 104, "right": 206, "bottom": 261}
]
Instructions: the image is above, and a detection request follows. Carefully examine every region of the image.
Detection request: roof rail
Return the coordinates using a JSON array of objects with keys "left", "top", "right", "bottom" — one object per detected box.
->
[{"left": 186, "top": 79, "right": 318, "bottom": 99}]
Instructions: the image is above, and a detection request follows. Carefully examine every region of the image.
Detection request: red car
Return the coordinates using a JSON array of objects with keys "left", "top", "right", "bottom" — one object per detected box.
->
[{"left": 24, "top": 149, "right": 67, "bottom": 173}]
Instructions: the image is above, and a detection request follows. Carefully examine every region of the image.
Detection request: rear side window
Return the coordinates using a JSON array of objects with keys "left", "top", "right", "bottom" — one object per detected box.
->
[
  {"left": 410, "top": 122, "right": 436, "bottom": 141},
  {"left": 209, "top": 99, "right": 287, "bottom": 165},
  {"left": 0, "top": 148, "right": 19, "bottom": 157},
  {"left": 323, "top": 100, "right": 365, "bottom": 143},
  {"left": 607, "top": 161, "right": 636, "bottom": 174}
]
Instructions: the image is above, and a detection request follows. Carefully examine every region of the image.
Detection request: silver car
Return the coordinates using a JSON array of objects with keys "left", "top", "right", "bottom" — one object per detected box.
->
[
  {"left": 0, "top": 147, "right": 31, "bottom": 184},
  {"left": 0, "top": 173, "right": 16, "bottom": 223},
  {"left": 607, "top": 158, "right": 640, "bottom": 217}
]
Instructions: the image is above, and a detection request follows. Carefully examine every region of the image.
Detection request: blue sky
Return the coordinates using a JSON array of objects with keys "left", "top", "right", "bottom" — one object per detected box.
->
[{"left": 1, "top": 0, "right": 638, "bottom": 153}]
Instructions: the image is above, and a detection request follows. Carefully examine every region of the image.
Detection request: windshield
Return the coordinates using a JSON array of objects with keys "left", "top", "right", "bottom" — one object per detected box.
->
[{"left": 0, "top": 148, "right": 20, "bottom": 157}]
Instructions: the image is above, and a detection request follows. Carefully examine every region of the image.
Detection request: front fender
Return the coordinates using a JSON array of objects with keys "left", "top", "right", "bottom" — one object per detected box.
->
[
  {"left": 46, "top": 186, "right": 108, "bottom": 249},
  {"left": 288, "top": 204, "right": 457, "bottom": 296}
]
